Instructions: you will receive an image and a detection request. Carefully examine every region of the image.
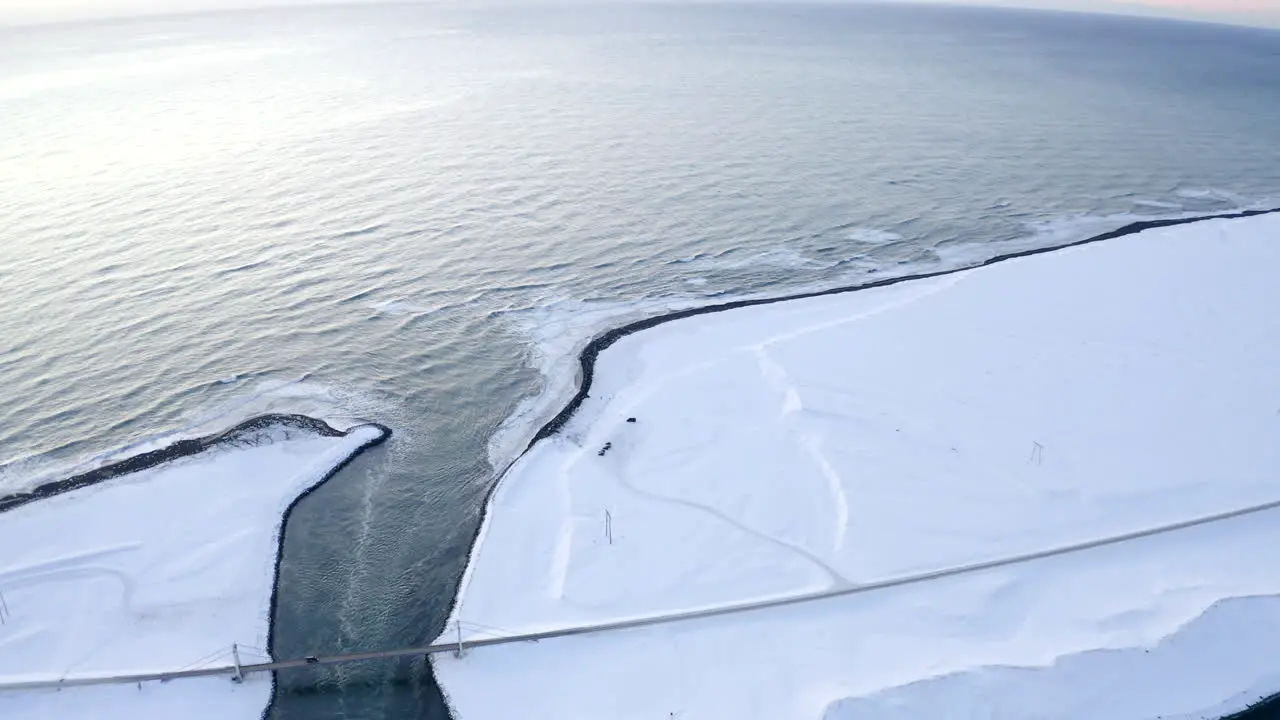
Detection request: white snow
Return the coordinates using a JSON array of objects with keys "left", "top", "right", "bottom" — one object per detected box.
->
[
  {"left": 489, "top": 297, "right": 701, "bottom": 469},
  {"left": 0, "top": 422, "right": 386, "bottom": 718},
  {"left": 434, "top": 213, "right": 1280, "bottom": 720}
]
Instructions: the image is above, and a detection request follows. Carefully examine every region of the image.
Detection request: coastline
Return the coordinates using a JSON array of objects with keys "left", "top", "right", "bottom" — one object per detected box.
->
[
  {"left": 0, "top": 415, "right": 390, "bottom": 720},
  {"left": 0, "top": 414, "right": 387, "bottom": 514},
  {"left": 4, "top": 208, "right": 1277, "bottom": 718},
  {"left": 435, "top": 206, "right": 1280, "bottom": 717},
  {"left": 442, "top": 206, "right": 1280, "bottom": 629},
  {"left": 527, "top": 207, "right": 1280, "bottom": 448}
]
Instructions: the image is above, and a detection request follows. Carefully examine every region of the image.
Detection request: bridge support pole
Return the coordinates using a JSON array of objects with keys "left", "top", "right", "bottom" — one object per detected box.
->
[{"left": 231, "top": 643, "right": 244, "bottom": 683}]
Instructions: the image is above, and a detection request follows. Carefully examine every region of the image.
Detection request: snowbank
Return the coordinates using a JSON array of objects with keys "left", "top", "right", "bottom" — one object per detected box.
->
[
  {"left": 0, "top": 418, "right": 389, "bottom": 718},
  {"left": 434, "top": 212, "right": 1280, "bottom": 720}
]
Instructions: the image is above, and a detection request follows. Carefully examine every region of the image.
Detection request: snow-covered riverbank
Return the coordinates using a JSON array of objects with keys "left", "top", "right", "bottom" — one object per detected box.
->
[
  {"left": 434, "top": 211, "right": 1280, "bottom": 720},
  {"left": 0, "top": 418, "right": 389, "bottom": 719}
]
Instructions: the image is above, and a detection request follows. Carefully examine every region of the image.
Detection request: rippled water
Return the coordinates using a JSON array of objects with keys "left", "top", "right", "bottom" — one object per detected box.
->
[{"left": 2, "top": 3, "right": 1279, "bottom": 718}]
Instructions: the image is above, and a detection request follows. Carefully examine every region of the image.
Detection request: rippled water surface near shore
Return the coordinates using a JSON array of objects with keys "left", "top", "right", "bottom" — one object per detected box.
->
[{"left": 2, "top": 3, "right": 1279, "bottom": 717}]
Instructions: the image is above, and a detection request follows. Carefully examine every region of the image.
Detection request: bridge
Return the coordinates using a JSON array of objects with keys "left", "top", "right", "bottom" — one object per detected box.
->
[{"left": 4, "top": 493, "right": 1279, "bottom": 694}]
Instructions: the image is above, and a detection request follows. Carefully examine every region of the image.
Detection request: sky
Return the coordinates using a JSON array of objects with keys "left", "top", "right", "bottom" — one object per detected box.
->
[{"left": 0, "top": 0, "right": 1276, "bottom": 28}]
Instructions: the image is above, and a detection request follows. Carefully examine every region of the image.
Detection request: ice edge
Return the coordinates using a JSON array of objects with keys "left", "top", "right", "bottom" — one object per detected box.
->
[
  {"left": 0, "top": 414, "right": 389, "bottom": 514},
  {"left": 0, "top": 414, "right": 391, "bottom": 719},
  {"left": 442, "top": 206, "right": 1280, "bottom": 628},
  {"left": 434, "top": 207, "right": 1280, "bottom": 720}
]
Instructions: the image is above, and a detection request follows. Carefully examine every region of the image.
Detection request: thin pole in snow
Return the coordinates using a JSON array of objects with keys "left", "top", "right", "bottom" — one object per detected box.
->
[
  {"left": 231, "top": 643, "right": 244, "bottom": 683},
  {"left": 605, "top": 510, "right": 613, "bottom": 545},
  {"left": 0, "top": 590, "right": 8, "bottom": 625},
  {"left": 454, "top": 621, "right": 464, "bottom": 658}
]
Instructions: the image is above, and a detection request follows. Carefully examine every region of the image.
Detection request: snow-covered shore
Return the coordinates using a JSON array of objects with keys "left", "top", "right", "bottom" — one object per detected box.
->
[
  {"left": 0, "top": 417, "right": 389, "bottom": 719},
  {"left": 434, "top": 211, "right": 1280, "bottom": 720}
]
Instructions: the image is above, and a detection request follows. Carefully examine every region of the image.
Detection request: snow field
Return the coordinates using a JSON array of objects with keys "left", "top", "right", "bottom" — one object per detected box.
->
[
  {"left": 0, "top": 422, "right": 387, "bottom": 719},
  {"left": 435, "top": 213, "right": 1280, "bottom": 720}
]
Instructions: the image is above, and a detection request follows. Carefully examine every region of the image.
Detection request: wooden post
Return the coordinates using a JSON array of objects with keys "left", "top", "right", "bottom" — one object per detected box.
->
[
  {"left": 454, "top": 620, "right": 464, "bottom": 658},
  {"left": 1029, "top": 441, "right": 1044, "bottom": 466},
  {"left": 231, "top": 643, "right": 244, "bottom": 683}
]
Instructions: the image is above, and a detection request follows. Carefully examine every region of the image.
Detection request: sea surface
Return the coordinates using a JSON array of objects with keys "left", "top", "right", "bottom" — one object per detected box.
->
[{"left": 2, "top": 3, "right": 1279, "bottom": 718}]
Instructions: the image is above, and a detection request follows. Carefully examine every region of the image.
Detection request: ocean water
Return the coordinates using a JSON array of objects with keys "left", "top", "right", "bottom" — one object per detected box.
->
[{"left": 2, "top": 3, "right": 1279, "bottom": 717}]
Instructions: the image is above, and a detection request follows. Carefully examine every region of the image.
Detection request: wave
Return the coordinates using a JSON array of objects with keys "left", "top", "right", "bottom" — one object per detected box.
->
[
  {"left": 664, "top": 195, "right": 1276, "bottom": 307},
  {"left": 1133, "top": 199, "right": 1185, "bottom": 210},
  {"left": 483, "top": 201, "right": 1280, "bottom": 506},
  {"left": 669, "top": 245, "right": 843, "bottom": 273},
  {"left": 485, "top": 297, "right": 700, "bottom": 469},
  {"left": 844, "top": 228, "right": 905, "bottom": 245},
  {"left": 503, "top": 207, "right": 1280, "bottom": 463},
  {"left": 1176, "top": 187, "right": 1251, "bottom": 203},
  {"left": 934, "top": 197, "right": 1273, "bottom": 269},
  {"left": 367, "top": 298, "right": 436, "bottom": 316}
]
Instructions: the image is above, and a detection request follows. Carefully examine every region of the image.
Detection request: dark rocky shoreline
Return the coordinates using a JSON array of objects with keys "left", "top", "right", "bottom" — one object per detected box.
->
[
  {"left": 436, "top": 207, "right": 1280, "bottom": 720},
  {"left": 446, "top": 206, "right": 1280, "bottom": 631},
  {"left": 0, "top": 411, "right": 392, "bottom": 719},
  {"left": 0, "top": 414, "right": 390, "bottom": 514},
  {"left": 528, "top": 207, "right": 1280, "bottom": 448}
]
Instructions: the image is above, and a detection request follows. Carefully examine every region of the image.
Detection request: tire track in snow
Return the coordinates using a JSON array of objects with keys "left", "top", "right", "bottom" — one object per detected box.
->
[
  {"left": 602, "top": 448, "right": 851, "bottom": 588},
  {"left": 755, "top": 346, "right": 849, "bottom": 554}
]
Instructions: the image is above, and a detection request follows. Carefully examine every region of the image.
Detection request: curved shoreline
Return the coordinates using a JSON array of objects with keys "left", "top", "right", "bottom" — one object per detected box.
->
[
  {"left": 0, "top": 414, "right": 393, "bottom": 662},
  {"left": 526, "top": 207, "right": 1280, "bottom": 448},
  {"left": 445, "top": 208, "right": 1280, "bottom": 618},
  {"left": 437, "top": 207, "right": 1280, "bottom": 720},
  {"left": 0, "top": 414, "right": 385, "bottom": 514}
]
